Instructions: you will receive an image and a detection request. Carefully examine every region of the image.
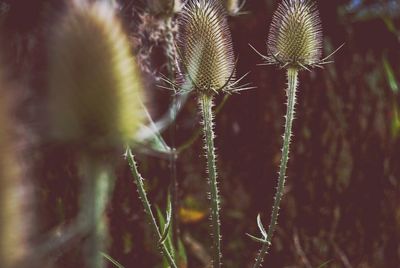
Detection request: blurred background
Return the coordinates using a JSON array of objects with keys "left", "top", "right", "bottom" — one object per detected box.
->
[{"left": 0, "top": 0, "right": 399, "bottom": 267}]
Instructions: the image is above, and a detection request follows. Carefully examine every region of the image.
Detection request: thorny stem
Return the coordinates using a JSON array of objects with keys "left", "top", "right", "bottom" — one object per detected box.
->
[
  {"left": 199, "top": 94, "right": 221, "bottom": 268},
  {"left": 253, "top": 68, "right": 299, "bottom": 268},
  {"left": 126, "top": 149, "right": 178, "bottom": 268}
]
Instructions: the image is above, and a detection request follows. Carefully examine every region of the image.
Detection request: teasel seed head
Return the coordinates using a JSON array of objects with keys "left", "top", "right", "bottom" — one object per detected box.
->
[
  {"left": 178, "top": 0, "right": 235, "bottom": 95},
  {"left": 48, "top": 2, "right": 144, "bottom": 151},
  {"left": 267, "top": 0, "right": 322, "bottom": 70}
]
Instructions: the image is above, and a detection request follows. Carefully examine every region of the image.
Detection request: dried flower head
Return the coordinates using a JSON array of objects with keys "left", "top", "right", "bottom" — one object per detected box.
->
[
  {"left": 267, "top": 0, "right": 323, "bottom": 70},
  {"left": 177, "top": 0, "right": 236, "bottom": 95},
  {"left": 148, "top": 0, "right": 182, "bottom": 17},
  {"left": 48, "top": 2, "right": 144, "bottom": 150}
]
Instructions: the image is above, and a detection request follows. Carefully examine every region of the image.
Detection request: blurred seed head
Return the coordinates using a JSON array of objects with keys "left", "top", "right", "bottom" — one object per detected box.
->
[
  {"left": 178, "top": 0, "right": 235, "bottom": 95},
  {"left": 267, "top": 0, "right": 322, "bottom": 69},
  {"left": 48, "top": 2, "right": 144, "bottom": 150}
]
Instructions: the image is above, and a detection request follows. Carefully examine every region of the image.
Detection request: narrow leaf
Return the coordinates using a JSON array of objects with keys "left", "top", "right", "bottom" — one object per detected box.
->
[
  {"left": 160, "top": 223, "right": 172, "bottom": 244},
  {"left": 383, "top": 57, "right": 399, "bottom": 94},
  {"left": 160, "top": 218, "right": 172, "bottom": 244},
  {"left": 257, "top": 214, "right": 267, "bottom": 238},
  {"left": 245, "top": 233, "right": 270, "bottom": 245},
  {"left": 101, "top": 252, "right": 125, "bottom": 268},
  {"left": 177, "top": 238, "right": 188, "bottom": 267},
  {"left": 160, "top": 193, "right": 173, "bottom": 244},
  {"left": 317, "top": 259, "right": 334, "bottom": 268},
  {"left": 166, "top": 192, "right": 172, "bottom": 223}
]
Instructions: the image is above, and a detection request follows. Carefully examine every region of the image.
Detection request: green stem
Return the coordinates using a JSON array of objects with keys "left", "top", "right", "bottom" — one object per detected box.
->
[
  {"left": 126, "top": 149, "right": 178, "bottom": 268},
  {"left": 253, "top": 68, "right": 299, "bottom": 268},
  {"left": 80, "top": 156, "right": 114, "bottom": 268},
  {"left": 199, "top": 94, "right": 221, "bottom": 268}
]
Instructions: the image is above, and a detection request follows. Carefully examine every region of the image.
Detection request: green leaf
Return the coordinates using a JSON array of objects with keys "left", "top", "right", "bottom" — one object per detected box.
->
[
  {"left": 383, "top": 57, "right": 399, "bottom": 94},
  {"left": 159, "top": 195, "right": 173, "bottom": 244},
  {"left": 140, "top": 124, "right": 172, "bottom": 154},
  {"left": 156, "top": 202, "right": 176, "bottom": 268},
  {"left": 256, "top": 214, "right": 267, "bottom": 239},
  {"left": 245, "top": 233, "right": 270, "bottom": 245},
  {"left": 166, "top": 192, "right": 173, "bottom": 223},
  {"left": 317, "top": 259, "right": 334, "bottom": 268},
  {"left": 382, "top": 17, "right": 397, "bottom": 35},
  {"left": 177, "top": 238, "right": 188, "bottom": 267},
  {"left": 135, "top": 104, "right": 172, "bottom": 155},
  {"left": 101, "top": 252, "right": 125, "bottom": 268}
]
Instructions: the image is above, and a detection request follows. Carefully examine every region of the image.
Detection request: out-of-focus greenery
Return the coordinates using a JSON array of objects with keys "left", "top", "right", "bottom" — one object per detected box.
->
[{"left": 0, "top": 0, "right": 399, "bottom": 267}]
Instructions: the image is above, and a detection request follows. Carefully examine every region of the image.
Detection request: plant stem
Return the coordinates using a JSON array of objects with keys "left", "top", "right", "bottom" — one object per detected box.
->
[
  {"left": 126, "top": 149, "right": 178, "bottom": 268},
  {"left": 80, "top": 155, "right": 114, "bottom": 268},
  {"left": 253, "top": 68, "right": 299, "bottom": 268},
  {"left": 199, "top": 94, "right": 221, "bottom": 268},
  {"left": 165, "top": 16, "right": 180, "bottom": 247}
]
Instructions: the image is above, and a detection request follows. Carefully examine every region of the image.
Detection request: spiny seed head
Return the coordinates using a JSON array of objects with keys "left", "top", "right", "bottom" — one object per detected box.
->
[
  {"left": 48, "top": 2, "right": 144, "bottom": 150},
  {"left": 267, "top": 0, "right": 322, "bottom": 69},
  {"left": 178, "top": 0, "right": 235, "bottom": 95}
]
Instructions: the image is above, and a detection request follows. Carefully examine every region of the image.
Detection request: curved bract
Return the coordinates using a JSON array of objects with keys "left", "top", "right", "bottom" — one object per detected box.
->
[
  {"left": 48, "top": 2, "right": 144, "bottom": 150},
  {"left": 178, "top": 0, "right": 235, "bottom": 94},
  {"left": 267, "top": 0, "right": 322, "bottom": 69}
]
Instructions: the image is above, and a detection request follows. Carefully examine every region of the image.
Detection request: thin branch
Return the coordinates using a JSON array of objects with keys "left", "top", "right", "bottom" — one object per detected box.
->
[{"left": 126, "top": 149, "right": 178, "bottom": 268}]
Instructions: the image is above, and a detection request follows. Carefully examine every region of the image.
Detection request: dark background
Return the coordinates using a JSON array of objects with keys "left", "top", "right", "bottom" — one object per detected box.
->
[{"left": 1, "top": 0, "right": 399, "bottom": 267}]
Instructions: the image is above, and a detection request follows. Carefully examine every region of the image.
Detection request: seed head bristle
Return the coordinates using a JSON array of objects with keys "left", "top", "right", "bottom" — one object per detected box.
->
[
  {"left": 223, "top": 0, "right": 244, "bottom": 16},
  {"left": 267, "top": 0, "right": 322, "bottom": 69},
  {"left": 178, "top": 0, "right": 235, "bottom": 94},
  {"left": 48, "top": 2, "right": 144, "bottom": 150}
]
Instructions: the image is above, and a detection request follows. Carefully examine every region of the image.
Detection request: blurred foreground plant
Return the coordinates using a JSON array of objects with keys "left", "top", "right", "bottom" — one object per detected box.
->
[
  {"left": 48, "top": 1, "right": 145, "bottom": 267},
  {"left": 0, "top": 71, "right": 28, "bottom": 268}
]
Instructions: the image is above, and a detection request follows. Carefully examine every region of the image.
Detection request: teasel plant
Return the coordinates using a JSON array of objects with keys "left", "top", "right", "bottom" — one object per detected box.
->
[
  {"left": 147, "top": 0, "right": 184, "bottom": 249},
  {"left": 126, "top": 1, "right": 186, "bottom": 261},
  {"left": 45, "top": 1, "right": 172, "bottom": 267},
  {"left": 162, "top": 0, "right": 253, "bottom": 267},
  {"left": 248, "top": 0, "right": 343, "bottom": 267}
]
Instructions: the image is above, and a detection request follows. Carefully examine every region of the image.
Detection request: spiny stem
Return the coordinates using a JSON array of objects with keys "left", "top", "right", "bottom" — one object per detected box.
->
[
  {"left": 253, "top": 68, "right": 299, "bottom": 268},
  {"left": 164, "top": 16, "right": 180, "bottom": 247},
  {"left": 80, "top": 156, "right": 115, "bottom": 268},
  {"left": 126, "top": 149, "right": 178, "bottom": 268},
  {"left": 199, "top": 94, "right": 221, "bottom": 268}
]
